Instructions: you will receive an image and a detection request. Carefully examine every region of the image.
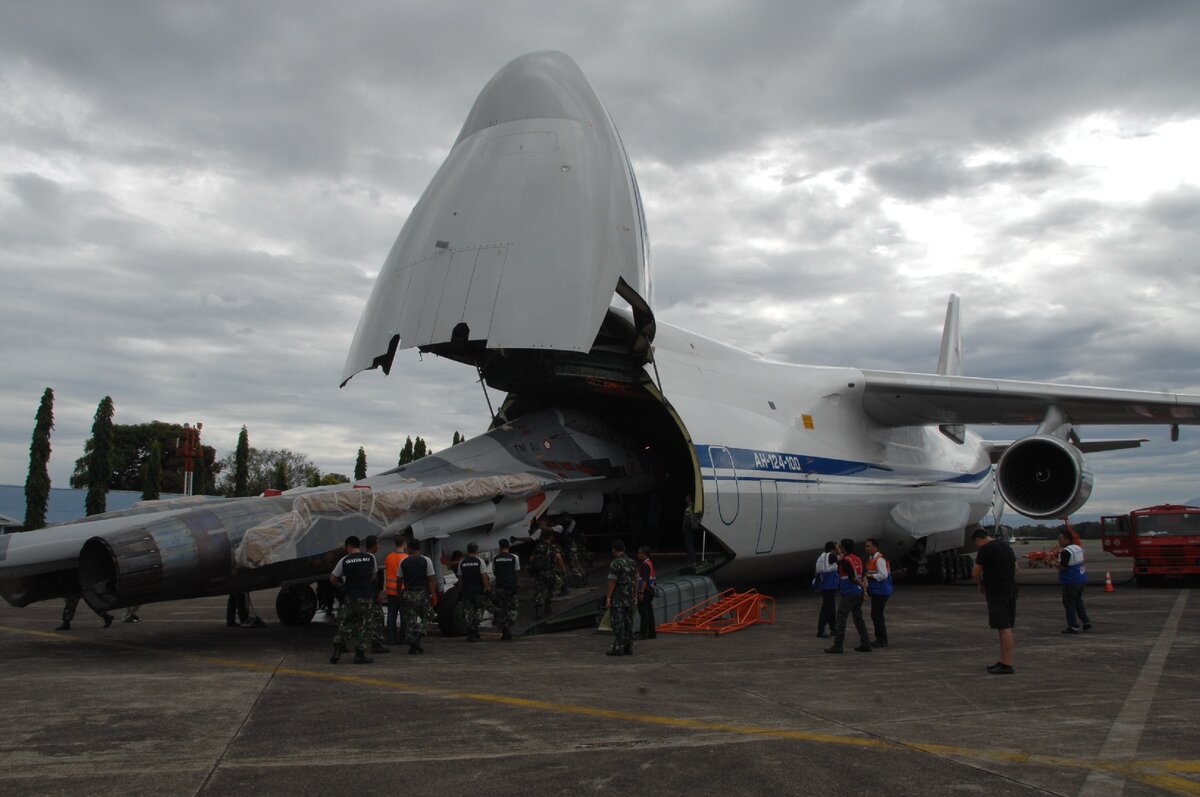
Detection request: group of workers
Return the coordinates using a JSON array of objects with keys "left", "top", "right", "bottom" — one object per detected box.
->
[
  {"left": 326, "top": 512, "right": 662, "bottom": 662},
  {"left": 815, "top": 527, "right": 1095, "bottom": 675},
  {"left": 813, "top": 537, "right": 892, "bottom": 654}
]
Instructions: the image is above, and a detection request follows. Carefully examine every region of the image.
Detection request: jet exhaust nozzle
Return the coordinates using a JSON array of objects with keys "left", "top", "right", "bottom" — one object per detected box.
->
[{"left": 995, "top": 435, "right": 1093, "bottom": 519}]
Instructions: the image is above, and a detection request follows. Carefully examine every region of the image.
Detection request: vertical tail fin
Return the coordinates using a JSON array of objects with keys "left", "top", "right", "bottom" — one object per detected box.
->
[{"left": 937, "top": 294, "right": 962, "bottom": 376}]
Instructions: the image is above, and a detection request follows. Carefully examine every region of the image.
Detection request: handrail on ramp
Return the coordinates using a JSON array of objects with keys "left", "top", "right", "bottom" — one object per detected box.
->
[{"left": 657, "top": 588, "right": 775, "bottom": 636}]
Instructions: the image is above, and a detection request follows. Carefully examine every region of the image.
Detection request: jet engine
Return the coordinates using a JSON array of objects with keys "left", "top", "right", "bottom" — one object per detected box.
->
[{"left": 995, "top": 435, "right": 1093, "bottom": 519}]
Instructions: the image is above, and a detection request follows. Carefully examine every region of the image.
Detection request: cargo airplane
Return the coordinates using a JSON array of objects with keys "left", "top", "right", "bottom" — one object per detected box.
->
[{"left": 2, "top": 51, "right": 1198, "bottom": 628}]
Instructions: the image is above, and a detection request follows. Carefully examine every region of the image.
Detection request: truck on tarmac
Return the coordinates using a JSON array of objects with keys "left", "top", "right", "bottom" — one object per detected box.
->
[{"left": 1101, "top": 504, "right": 1200, "bottom": 586}]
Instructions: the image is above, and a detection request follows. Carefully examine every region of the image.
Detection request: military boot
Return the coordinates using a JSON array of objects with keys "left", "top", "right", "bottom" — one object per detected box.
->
[
  {"left": 606, "top": 645, "right": 623, "bottom": 657},
  {"left": 330, "top": 643, "right": 341, "bottom": 664},
  {"left": 353, "top": 649, "right": 373, "bottom": 664},
  {"left": 56, "top": 621, "right": 71, "bottom": 631}
]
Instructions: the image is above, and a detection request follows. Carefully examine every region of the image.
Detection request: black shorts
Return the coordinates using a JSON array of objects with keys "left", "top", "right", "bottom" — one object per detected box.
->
[{"left": 985, "top": 591, "right": 1017, "bottom": 630}]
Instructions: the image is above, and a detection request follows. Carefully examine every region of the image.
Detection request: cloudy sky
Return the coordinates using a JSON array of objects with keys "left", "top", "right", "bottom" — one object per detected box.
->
[{"left": 2, "top": 1, "right": 1198, "bottom": 516}]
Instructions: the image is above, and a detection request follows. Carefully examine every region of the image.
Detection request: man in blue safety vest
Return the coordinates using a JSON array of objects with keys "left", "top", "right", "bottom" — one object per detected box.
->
[
  {"left": 863, "top": 537, "right": 893, "bottom": 649},
  {"left": 1054, "top": 530, "right": 1092, "bottom": 634}
]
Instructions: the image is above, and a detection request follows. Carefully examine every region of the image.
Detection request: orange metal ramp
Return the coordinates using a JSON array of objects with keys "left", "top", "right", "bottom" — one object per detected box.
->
[{"left": 657, "top": 588, "right": 775, "bottom": 636}]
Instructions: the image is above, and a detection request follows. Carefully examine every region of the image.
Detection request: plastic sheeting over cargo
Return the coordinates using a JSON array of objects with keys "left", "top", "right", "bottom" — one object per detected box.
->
[{"left": 235, "top": 473, "right": 544, "bottom": 568}]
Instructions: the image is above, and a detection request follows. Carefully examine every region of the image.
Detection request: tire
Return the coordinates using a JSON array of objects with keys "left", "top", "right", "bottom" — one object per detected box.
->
[
  {"left": 275, "top": 584, "right": 318, "bottom": 626},
  {"left": 436, "top": 584, "right": 468, "bottom": 637}
]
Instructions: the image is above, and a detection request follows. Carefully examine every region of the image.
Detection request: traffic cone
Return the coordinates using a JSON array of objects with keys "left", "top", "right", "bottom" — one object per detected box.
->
[{"left": 1104, "top": 571, "right": 1115, "bottom": 593}]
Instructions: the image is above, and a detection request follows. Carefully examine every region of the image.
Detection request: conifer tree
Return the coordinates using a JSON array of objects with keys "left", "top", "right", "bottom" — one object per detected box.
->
[
  {"left": 398, "top": 436, "right": 414, "bottom": 466},
  {"left": 354, "top": 447, "right": 367, "bottom": 480},
  {"left": 452, "top": 431, "right": 462, "bottom": 446},
  {"left": 413, "top": 436, "right": 428, "bottom": 460},
  {"left": 85, "top": 396, "right": 115, "bottom": 516},
  {"left": 23, "top": 388, "right": 55, "bottom": 530},
  {"left": 234, "top": 426, "right": 250, "bottom": 497}
]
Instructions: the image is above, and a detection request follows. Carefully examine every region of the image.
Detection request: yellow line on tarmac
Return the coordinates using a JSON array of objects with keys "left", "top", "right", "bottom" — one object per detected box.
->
[{"left": 3, "top": 625, "right": 1199, "bottom": 795}]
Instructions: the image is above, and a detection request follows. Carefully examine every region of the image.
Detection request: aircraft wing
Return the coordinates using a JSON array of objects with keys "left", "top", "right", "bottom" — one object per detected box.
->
[{"left": 859, "top": 370, "right": 1200, "bottom": 427}]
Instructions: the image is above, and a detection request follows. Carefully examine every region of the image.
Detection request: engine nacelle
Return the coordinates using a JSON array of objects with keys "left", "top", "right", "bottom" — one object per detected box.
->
[{"left": 996, "top": 435, "right": 1093, "bottom": 519}]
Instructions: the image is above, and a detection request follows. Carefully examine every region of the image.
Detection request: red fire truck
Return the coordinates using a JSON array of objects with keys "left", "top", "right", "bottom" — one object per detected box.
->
[{"left": 1101, "top": 504, "right": 1200, "bottom": 586}]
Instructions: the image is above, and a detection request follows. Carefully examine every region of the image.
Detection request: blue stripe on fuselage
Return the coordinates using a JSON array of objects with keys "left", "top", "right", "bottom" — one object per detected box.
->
[{"left": 696, "top": 444, "right": 990, "bottom": 485}]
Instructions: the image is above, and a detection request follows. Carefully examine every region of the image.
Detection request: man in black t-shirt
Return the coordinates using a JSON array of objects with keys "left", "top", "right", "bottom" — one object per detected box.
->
[
  {"left": 971, "top": 528, "right": 1018, "bottom": 675},
  {"left": 458, "top": 542, "right": 490, "bottom": 642},
  {"left": 489, "top": 538, "right": 520, "bottom": 640},
  {"left": 329, "top": 536, "right": 378, "bottom": 665}
]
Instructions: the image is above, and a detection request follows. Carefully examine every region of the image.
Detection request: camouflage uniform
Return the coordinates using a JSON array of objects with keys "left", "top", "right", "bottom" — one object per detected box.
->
[
  {"left": 608, "top": 555, "right": 637, "bottom": 652},
  {"left": 564, "top": 535, "right": 587, "bottom": 585},
  {"left": 463, "top": 592, "right": 489, "bottom": 636},
  {"left": 400, "top": 589, "right": 433, "bottom": 645},
  {"left": 371, "top": 599, "right": 386, "bottom": 646},
  {"left": 489, "top": 587, "right": 519, "bottom": 632},
  {"left": 333, "top": 597, "right": 374, "bottom": 652},
  {"left": 531, "top": 539, "right": 560, "bottom": 616}
]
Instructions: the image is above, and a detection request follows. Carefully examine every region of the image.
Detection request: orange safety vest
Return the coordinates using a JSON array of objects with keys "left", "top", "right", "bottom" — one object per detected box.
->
[{"left": 384, "top": 551, "right": 408, "bottom": 596}]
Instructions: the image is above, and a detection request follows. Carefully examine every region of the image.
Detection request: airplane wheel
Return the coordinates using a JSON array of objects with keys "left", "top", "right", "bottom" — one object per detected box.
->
[
  {"left": 276, "top": 584, "right": 318, "bottom": 626},
  {"left": 436, "top": 585, "right": 468, "bottom": 637}
]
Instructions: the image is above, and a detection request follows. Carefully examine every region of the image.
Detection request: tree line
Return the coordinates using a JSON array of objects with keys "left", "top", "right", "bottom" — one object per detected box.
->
[{"left": 20, "top": 388, "right": 463, "bottom": 530}]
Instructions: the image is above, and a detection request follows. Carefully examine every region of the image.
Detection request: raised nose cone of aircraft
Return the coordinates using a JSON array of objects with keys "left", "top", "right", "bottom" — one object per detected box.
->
[
  {"left": 341, "top": 51, "right": 651, "bottom": 386},
  {"left": 456, "top": 51, "right": 605, "bottom": 143}
]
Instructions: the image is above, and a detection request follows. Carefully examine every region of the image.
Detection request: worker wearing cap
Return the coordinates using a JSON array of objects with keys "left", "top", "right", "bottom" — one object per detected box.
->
[
  {"left": 489, "top": 538, "right": 520, "bottom": 640},
  {"left": 458, "top": 542, "right": 490, "bottom": 642},
  {"left": 606, "top": 539, "right": 638, "bottom": 656},
  {"left": 1054, "top": 530, "right": 1092, "bottom": 634},
  {"left": 329, "top": 535, "right": 377, "bottom": 665},
  {"left": 863, "top": 537, "right": 893, "bottom": 648}
]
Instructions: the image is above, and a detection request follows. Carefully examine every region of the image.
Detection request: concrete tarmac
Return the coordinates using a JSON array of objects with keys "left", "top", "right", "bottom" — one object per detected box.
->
[{"left": 0, "top": 543, "right": 1196, "bottom": 796}]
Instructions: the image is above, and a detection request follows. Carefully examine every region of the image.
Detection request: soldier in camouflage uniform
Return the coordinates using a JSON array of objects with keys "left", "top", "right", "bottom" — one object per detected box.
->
[
  {"left": 560, "top": 512, "right": 588, "bottom": 587},
  {"left": 363, "top": 536, "right": 389, "bottom": 653},
  {"left": 329, "top": 536, "right": 377, "bottom": 664},
  {"left": 489, "top": 538, "right": 520, "bottom": 640},
  {"left": 606, "top": 539, "right": 638, "bottom": 655},
  {"left": 458, "top": 542, "right": 489, "bottom": 642},
  {"left": 531, "top": 529, "right": 566, "bottom": 620},
  {"left": 399, "top": 538, "right": 437, "bottom": 653}
]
